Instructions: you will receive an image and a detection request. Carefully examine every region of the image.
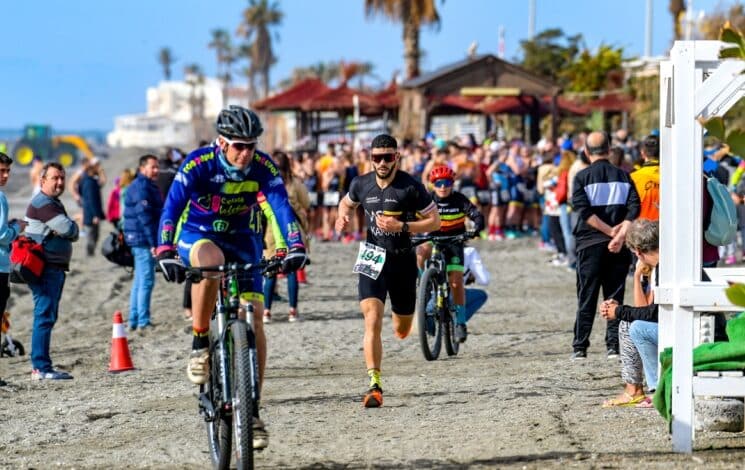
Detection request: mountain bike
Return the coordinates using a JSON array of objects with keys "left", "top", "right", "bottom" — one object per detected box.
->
[
  {"left": 413, "top": 233, "right": 470, "bottom": 361},
  {"left": 184, "top": 258, "right": 282, "bottom": 470}
]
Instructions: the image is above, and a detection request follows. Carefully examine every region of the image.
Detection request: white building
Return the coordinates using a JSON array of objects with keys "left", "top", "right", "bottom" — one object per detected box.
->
[{"left": 107, "top": 76, "right": 245, "bottom": 148}]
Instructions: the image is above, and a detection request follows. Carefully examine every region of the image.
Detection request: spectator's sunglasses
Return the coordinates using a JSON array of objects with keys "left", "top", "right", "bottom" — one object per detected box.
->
[
  {"left": 223, "top": 137, "right": 257, "bottom": 152},
  {"left": 433, "top": 179, "right": 454, "bottom": 188},
  {"left": 371, "top": 152, "right": 397, "bottom": 163}
]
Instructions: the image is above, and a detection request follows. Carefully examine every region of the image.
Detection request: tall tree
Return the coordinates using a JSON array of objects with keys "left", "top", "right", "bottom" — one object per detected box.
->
[
  {"left": 700, "top": 3, "right": 745, "bottom": 40},
  {"left": 669, "top": 0, "right": 687, "bottom": 40},
  {"left": 519, "top": 28, "right": 583, "bottom": 85},
  {"left": 237, "top": 0, "right": 283, "bottom": 99},
  {"left": 157, "top": 47, "right": 176, "bottom": 81},
  {"left": 364, "top": 0, "right": 441, "bottom": 80},
  {"left": 236, "top": 42, "right": 257, "bottom": 102},
  {"left": 559, "top": 44, "right": 624, "bottom": 93},
  {"left": 277, "top": 61, "right": 342, "bottom": 89},
  {"left": 208, "top": 28, "right": 234, "bottom": 105},
  {"left": 184, "top": 64, "right": 208, "bottom": 145}
]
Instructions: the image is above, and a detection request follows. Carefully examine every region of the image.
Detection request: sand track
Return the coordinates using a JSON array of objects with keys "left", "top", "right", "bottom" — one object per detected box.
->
[{"left": 1, "top": 151, "right": 745, "bottom": 468}]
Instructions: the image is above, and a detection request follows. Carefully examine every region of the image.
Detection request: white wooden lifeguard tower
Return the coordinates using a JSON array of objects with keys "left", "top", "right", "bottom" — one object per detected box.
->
[{"left": 658, "top": 40, "right": 745, "bottom": 453}]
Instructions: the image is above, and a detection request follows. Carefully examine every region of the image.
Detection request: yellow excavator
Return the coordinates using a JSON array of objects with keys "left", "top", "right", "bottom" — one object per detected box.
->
[{"left": 11, "top": 124, "right": 94, "bottom": 167}]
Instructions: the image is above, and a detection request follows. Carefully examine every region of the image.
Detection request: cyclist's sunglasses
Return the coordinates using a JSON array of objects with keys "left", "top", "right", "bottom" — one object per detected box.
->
[
  {"left": 433, "top": 179, "right": 454, "bottom": 188},
  {"left": 224, "top": 137, "right": 257, "bottom": 152},
  {"left": 371, "top": 152, "right": 397, "bottom": 163}
]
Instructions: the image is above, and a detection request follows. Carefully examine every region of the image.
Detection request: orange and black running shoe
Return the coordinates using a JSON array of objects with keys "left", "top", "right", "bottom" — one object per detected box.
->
[{"left": 363, "top": 384, "right": 383, "bottom": 408}]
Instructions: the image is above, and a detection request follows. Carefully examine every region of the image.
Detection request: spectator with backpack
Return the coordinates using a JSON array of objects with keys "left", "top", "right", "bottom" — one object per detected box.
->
[
  {"left": 123, "top": 155, "right": 162, "bottom": 332},
  {"left": 25, "top": 162, "right": 79, "bottom": 380},
  {"left": 0, "top": 152, "right": 25, "bottom": 385}
]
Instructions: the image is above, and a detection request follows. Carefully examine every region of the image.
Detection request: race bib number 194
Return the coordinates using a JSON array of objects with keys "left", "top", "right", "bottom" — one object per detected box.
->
[{"left": 353, "top": 242, "right": 386, "bottom": 280}]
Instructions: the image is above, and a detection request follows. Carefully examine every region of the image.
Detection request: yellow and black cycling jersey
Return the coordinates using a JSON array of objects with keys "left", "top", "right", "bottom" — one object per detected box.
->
[{"left": 430, "top": 190, "right": 485, "bottom": 236}]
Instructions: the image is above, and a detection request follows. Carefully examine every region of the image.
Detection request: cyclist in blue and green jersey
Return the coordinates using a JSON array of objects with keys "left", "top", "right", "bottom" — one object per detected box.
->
[{"left": 155, "top": 106, "right": 306, "bottom": 449}]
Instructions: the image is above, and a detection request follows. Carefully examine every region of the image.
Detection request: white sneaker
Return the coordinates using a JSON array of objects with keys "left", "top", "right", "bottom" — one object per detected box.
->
[
  {"left": 288, "top": 308, "right": 298, "bottom": 322},
  {"left": 551, "top": 255, "right": 568, "bottom": 267},
  {"left": 253, "top": 417, "right": 269, "bottom": 449},
  {"left": 187, "top": 348, "right": 209, "bottom": 385},
  {"left": 262, "top": 311, "right": 272, "bottom": 324}
]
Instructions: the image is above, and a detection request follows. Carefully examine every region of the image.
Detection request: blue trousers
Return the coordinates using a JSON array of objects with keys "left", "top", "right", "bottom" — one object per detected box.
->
[
  {"left": 464, "top": 288, "right": 488, "bottom": 322},
  {"left": 263, "top": 272, "right": 298, "bottom": 309},
  {"left": 30, "top": 267, "right": 66, "bottom": 372},
  {"left": 129, "top": 246, "right": 155, "bottom": 328},
  {"left": 628, "top": 320, "right": 659, "bottom": 390}
]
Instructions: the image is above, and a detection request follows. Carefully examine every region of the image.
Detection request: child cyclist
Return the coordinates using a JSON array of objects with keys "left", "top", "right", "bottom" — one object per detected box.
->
[{"left": 416, "top": 165, "right": 485, "bottom": 342}]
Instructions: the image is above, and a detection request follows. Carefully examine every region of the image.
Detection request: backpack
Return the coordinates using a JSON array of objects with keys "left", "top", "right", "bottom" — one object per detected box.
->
[
  {"left": 9, "top": 235, "right": 45, "bottom": 284},
  {"left": 705, "top": 176, "right": 738, "bottom": 246},
  {"left": 101, "top": 228, "right": 134, "bottom": 268}
]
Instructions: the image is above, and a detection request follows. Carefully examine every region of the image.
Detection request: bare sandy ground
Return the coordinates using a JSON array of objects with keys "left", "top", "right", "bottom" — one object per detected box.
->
[{"left": 1, "top": 151, "right": 745, "bottom": 468}]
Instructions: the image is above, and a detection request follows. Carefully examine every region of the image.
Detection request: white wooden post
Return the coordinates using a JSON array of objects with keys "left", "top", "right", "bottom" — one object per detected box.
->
[{"left": 658, "top": 40, "right": 745, "bottom": 453}]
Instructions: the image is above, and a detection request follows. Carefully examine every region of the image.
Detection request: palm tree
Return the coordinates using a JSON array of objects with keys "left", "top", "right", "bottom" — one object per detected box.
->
[
  {"left": 669, "top": 0, "right": 686, "bottom": 41},
  {"left": 184, "top": 64, "right": 208, "bottom": 144},
  {"left": 364, "top": 0, "right": 441, "bottom": 80},
  {"left": 157, "top": 47, "right": 176, "bottom": 81},
  {"left": 237, "top": 0, "right": 283, "bottom": 99},
  {"left": 237, "top": 42, "right": 258, "bottom": 102},
  {"left": 208, "top": 29, "right": 234, "bottom": 105}
]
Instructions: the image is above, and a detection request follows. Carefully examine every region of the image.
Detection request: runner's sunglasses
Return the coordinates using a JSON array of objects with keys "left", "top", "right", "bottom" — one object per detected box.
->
[
  {"left": 223, "top": 137, "right": 257, "bottom": 152},
  {"left": 433, "top": 179, "right": 454, "bottom": 188},
  {"left": 371, "top": 152, "right": 397, "bottom": 163}
]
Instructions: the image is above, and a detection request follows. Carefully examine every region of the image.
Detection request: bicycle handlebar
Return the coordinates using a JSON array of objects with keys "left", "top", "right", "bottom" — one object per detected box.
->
[
  {"left": 411, "top": 233, "right": 474, "bottom": 247},
  {"left": 179, "top": 257, "right": 284, "bottom": 281}
]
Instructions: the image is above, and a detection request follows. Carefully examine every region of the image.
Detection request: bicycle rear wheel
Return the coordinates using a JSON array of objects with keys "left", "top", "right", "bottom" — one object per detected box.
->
[
  {"left": 443, "top": 303, "right": 460, "bottom": 356},
  {"left": 203, "top": 342, "right": 232, "bottom": 469},
  {"left": 416, "top": 267, "right": 442, "bottom": 361},
  {"left": 230, "top": 320, "right": 254, "bottom": 470}
]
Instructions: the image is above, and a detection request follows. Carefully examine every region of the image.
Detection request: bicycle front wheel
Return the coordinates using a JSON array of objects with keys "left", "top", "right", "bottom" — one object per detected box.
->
[
  {"left": 230, "top": 321, "right": 254, "bottom": 470},
  {"left": 416, "top": 267, "right": 442, "bottom": 360},
  {"left": 443, "top": 303, "right": 460, "bottom": 357},
  {"left": 203, "top": 341, "right": 232, "bottom": 469}
]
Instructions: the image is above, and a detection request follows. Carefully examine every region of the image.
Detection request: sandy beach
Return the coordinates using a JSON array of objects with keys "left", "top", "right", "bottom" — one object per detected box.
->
[{"left": 1, "top": 150, "right": 745, "bottom": 469}]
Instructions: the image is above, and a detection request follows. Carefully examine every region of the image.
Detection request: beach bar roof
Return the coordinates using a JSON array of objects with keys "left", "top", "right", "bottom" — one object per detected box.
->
[{"left": 252, "top": 78, "right": 331, "bottom": 111}]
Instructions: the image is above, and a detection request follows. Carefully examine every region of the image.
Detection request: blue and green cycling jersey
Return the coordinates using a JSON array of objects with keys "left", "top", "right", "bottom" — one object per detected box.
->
[{"left": 157, "top": 144, "right": 304, "bottom": 252}]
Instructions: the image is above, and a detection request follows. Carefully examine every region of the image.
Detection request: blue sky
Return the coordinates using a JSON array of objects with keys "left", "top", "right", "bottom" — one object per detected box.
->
[{"left": 0, "top": 0, "right": 727, "bottom": 130}]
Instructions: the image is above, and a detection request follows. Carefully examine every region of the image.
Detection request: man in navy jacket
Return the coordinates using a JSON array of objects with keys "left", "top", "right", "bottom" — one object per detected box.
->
[{"left": 123, "top": 155, "right": 162, "bottom": 331}]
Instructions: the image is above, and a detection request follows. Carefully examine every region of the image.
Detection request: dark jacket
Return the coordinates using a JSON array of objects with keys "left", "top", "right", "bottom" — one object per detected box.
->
[
  {"left": 571, "top": 159, "right": 641, "bottom": 251},
  {"left": 616, "top": 267, "right": 659, "bottom": 323},
  {"left": 26, "top": 192, "right": 79, "bottom": 270},
  {"left": 123, "top": 173, "right": 162, "bottom": 248},
  {"left": 79, "top": 173, "right": 105, "bottom": 225}
]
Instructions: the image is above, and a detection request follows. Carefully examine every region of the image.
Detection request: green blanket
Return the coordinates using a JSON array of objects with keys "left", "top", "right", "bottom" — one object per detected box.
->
[{"left": 653, "top": 314, "right": 745, "bottom": 424}]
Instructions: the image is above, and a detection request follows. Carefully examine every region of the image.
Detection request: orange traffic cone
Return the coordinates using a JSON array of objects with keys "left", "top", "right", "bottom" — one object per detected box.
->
[{"left": 109, "top": 311, "right": 135, "bottom": 372}]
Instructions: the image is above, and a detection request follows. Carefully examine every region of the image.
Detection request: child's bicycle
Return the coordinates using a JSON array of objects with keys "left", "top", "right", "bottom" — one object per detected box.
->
[
  {"left": 413, "top": 233, "right": 472, "bottom": 361},
  {"left": 182, "top": 257, "right": 282, "bottom": 470}
]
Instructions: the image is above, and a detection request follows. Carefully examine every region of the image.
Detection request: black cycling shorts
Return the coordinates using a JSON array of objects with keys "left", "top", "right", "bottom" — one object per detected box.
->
[{"left": 358, "top": 251, "right": 417, "bottom": 315}]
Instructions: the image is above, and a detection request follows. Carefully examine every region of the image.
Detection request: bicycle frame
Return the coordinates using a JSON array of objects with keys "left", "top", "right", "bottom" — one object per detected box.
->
[
  {"left": 192, "top": 260, "right": 279, "bottom": 422},
  {"left": 426, "top": 245, "right": 450, "bottom": 313}
]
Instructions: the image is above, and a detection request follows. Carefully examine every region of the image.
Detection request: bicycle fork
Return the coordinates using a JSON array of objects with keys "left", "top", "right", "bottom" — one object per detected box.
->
[
  {"left": 216, "top": 302, "right": 233, "bottom": 415},
  {"left": 245, "top": 304, "right": 261, "bottom": 418}
]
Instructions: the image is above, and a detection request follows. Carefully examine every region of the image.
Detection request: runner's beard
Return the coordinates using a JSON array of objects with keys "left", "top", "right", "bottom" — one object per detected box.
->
[{"left": 374, "top": 160, "right": 397, "bottom": 180}]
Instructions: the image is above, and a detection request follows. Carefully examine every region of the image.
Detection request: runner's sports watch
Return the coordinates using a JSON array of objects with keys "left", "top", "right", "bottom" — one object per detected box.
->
[{"left": 401, "top": 221, "right": 409, "bottom": 234}]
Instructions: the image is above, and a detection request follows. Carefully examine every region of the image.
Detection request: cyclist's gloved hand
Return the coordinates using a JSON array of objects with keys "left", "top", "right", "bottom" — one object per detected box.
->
[
  {"left": 281, "top": 246, "right": 307, "bottom": 274},
  {"left": 156, "top": 248, "right": 186, "bottom": 284},
  {"left": 465, "top": 231, "right": 479, "bottom": 240}
]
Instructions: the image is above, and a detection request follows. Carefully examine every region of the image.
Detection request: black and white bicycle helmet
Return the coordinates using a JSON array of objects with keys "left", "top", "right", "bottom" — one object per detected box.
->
[{"left": 216, "top": 105, "right": 264, "bottom": 140}]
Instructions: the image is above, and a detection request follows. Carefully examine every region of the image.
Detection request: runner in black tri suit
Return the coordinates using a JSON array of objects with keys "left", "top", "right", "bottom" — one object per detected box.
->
[
  {"left": 416, "top": 165, "right": 484, "bottom": 343},
  {"left": 336, "top": 134, "right": 440, "bottom": 408}
]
